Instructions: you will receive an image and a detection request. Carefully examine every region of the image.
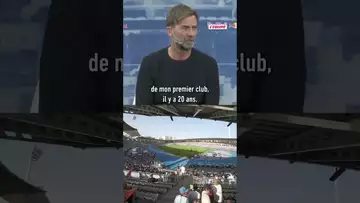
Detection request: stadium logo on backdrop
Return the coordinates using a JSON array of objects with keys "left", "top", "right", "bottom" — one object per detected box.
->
[
  {"left": 207, "top": 22, "right": 228, "bottom": 30},
  {"left": 229, "top": 22, "right": 237, "bottom": 29}
]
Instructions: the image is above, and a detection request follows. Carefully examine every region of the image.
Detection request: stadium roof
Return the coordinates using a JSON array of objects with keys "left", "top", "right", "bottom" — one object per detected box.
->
[
  {"left": 123, "top": 105, "right": 237, "bottom": 123},
  {"left": 0, "top": 161, "right": 45, "bottom": 196},
  {"left": 123, "top": 120, "right": 136, "bottom": 131},
  {"left": 123, "top": 120, "right": 141, "bottom": 137},
  {"left": 0, "top": 115, "right": 123, "bottom": 148},
  {"left": 237, "top": 113, "right": 360, "bottom": 181}
]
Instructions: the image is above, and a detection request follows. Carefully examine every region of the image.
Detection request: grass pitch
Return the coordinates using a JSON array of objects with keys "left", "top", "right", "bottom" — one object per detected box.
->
[{"left": 156, "top": 144, "right": 208, "bottom": 158}]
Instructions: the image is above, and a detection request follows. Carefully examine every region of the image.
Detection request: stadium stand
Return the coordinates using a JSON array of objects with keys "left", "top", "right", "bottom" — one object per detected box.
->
[
  {"left": 123, "top": 122, "right": 237, "bottom": 203},
  {"left": 123, "top": 105, "right": 237, "bottom": 124}
]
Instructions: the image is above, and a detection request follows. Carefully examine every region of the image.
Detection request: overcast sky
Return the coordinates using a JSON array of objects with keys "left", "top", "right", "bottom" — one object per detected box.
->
[
  {"left": 0, "top": 140, "right": 124, "bottom": 203},
  {"left": 123, "top": 114, "right": 237, "bottom": 139}
]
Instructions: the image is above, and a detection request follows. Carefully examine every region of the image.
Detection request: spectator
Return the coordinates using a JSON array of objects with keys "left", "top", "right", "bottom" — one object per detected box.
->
[
  {"left": 211, "top": 179, "right": 223, "bottom": 203},
  {"left": 201, "top": 185, "right": 212, "bottom": 203},
  {"left": 188, "top": 184, "right": 201, "bottom": 203},
  {"left": 148, "top": 174, "right": 158, "bottom": 183},
  {"left": 180, "top": 165, "right": 185, "bottom": 174},
  {"left": 180, "top": 165, "right": 186, "bottom": 180},
  {"left": 174, "top": 187, "right": 189, "bottom": 203}
]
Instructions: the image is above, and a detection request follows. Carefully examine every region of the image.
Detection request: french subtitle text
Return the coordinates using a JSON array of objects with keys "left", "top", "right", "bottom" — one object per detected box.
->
[
  {"left": 238, "top": 53, "right": 271, "bottom": 74},
  {"left": 150, "top": 86, "right": 210, "bottom": 104},
  {"left": 88, "top": 53, "right": 123, "bottom": 72}
]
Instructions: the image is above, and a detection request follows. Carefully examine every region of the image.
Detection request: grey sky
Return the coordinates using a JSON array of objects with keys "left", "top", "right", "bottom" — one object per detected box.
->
[
  {"left": 0, "top": 140, "right": 124, "bottom": 203},
  {"left": 237, "top": 156, "right": 360, "bottom": 203},
  {"left": 124, "top": 114, "right": 237, "bottom": 139}
]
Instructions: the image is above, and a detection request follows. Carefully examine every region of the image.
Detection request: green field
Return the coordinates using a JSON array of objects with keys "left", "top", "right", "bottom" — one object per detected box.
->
[{"left": 156, "top": 144, "right": 208, "bottom": 158}]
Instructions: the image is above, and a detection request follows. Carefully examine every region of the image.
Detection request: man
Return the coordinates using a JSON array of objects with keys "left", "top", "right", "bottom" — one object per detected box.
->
[
  {"left": 188, "top": 184, "right": 201, "bottom": 203},
  {"left": 211, "top": 179, "right": 223, "bottom": 203},
  {"left": 201, "top": 184, "right": 212, "bottom": 203},
  {"left": 136, "top": 4, "right": 220, "bottom": 105},
  {"left": 174, "top": 186, "right": 189, "bottom": 203},
  {"left": 148, "top": 174, "right": 159, "bottom": 183},
  {"left": 180, "top": 165, "right": 186, "bottom": 180}
]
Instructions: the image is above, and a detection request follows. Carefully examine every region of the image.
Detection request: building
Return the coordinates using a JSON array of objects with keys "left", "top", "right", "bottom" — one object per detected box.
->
[{"left": 159, "top": 136, "right": 176, "bottom": 140}]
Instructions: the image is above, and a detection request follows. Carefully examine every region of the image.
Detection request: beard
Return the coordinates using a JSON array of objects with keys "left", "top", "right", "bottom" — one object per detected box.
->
[
  {"left": 173, "top": 32, "right": 195, "bottom": 51},
  {"left": 175, "top": 39, "right": 195, "bottom": 52}
]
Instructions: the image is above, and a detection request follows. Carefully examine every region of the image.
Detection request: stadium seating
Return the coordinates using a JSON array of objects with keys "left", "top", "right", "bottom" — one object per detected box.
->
[
  {"left": 128, "top": 179, "right": 174, "bottom": 189},
  {"left": 147, "top": 145, "right": 188, "bottom": 166},
  {"left": 135, "top": 191, "right": 159, "bottom": 202},
  {"left": 127, "top": 183, "right": 168, "bottom": 194},
  {"left": 125, "top": 136, "right": 238, "bottom": 202},
  {"left": 195, "top": 184, "right": 237, "bottom": 202},
  {"left": 124, "top": 9, "right": 147, "bottom": 18},
  {"left": 123, "top": 31, "right": 236, "bottom": 64},
  {"left": 188, "top": 157, "right": 237, "bottom": 165},
  {"left": 124, "top": 0, "right": 144, "bottom": 5}
]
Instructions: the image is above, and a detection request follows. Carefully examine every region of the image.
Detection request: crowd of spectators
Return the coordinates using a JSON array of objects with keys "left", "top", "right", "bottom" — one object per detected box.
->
[
  {"left": 174, "top": 179, "right": 236, "bottom": 203},
  {"left": 124, "top": 146, "right": 237, "bottom": 203}
]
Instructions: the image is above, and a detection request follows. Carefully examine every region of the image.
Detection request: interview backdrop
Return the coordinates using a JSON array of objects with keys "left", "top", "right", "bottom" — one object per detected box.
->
[{"left": 123, "top": 0, "right": 237, "bottom": 105}]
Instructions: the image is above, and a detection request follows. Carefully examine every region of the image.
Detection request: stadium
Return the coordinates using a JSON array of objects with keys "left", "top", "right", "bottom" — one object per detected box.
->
[{"left": 123, "top": 105, "right": 237, "bottom": 203}]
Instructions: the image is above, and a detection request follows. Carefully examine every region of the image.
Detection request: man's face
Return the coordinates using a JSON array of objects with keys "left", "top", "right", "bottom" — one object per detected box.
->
[{"left": 168, "top": 15, "right": 198, "bottom": 51}]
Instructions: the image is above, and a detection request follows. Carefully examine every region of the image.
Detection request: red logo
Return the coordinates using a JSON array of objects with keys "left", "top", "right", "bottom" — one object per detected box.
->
[{"left": 207, "top": 22, "right": 228, "bottom": 30}]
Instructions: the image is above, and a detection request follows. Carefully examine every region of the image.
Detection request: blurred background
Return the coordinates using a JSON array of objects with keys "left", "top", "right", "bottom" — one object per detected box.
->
[
  {"left": 0, "top": 0, "right": 49, "bottom": 112},
  {"left": 123, "top": 0, "right": 238, "bottom": 105},
  {"left": 0, "top": 0, "right": 359, "bottom": 111}
]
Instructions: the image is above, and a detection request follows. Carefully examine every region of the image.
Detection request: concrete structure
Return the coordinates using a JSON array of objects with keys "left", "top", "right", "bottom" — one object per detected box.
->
[
  {"left": 238, "top": 113, "right": 360, "bottom": 181},
  {"left": 0, "top": 115, "right": 123, "bottom": 148}
]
